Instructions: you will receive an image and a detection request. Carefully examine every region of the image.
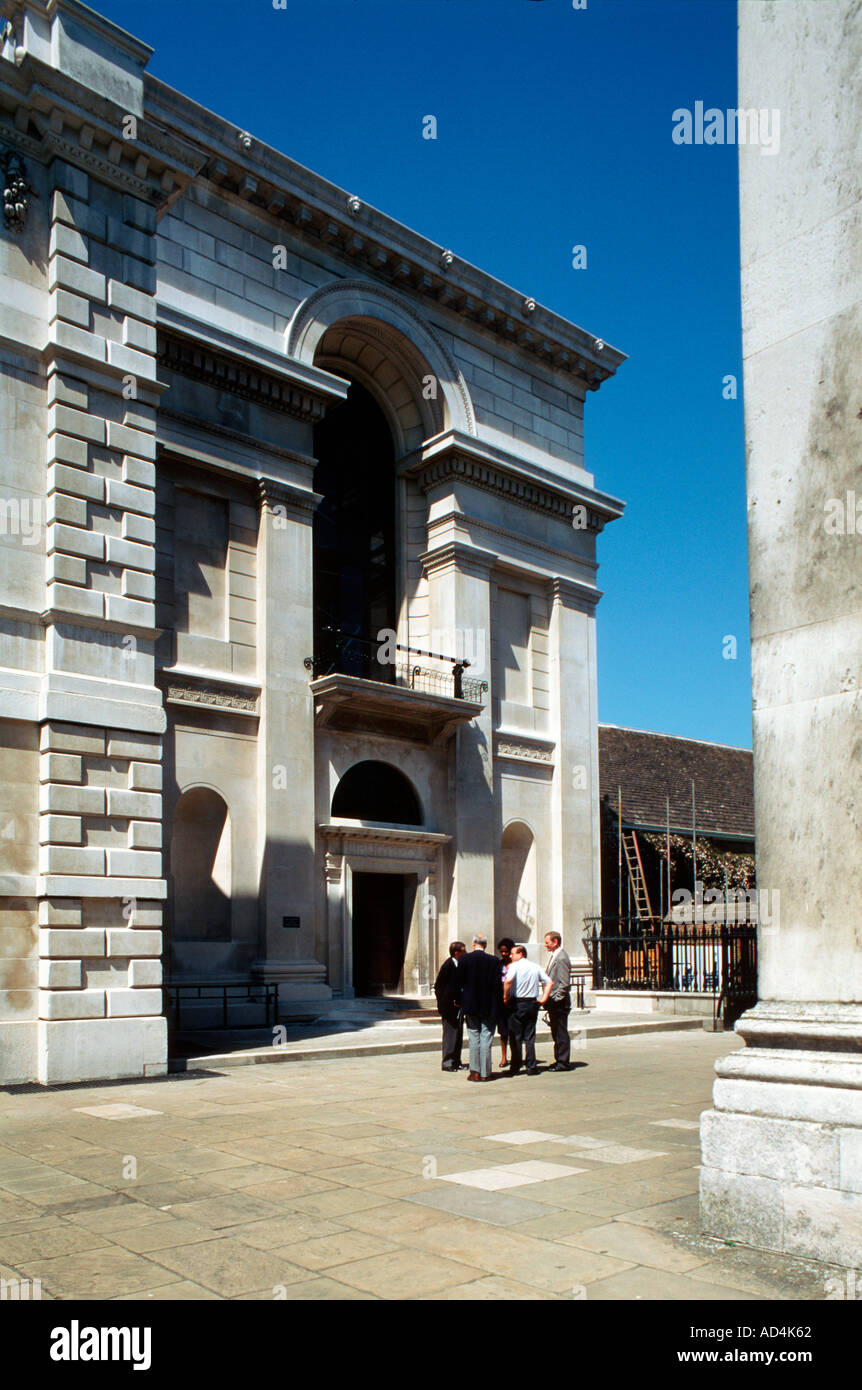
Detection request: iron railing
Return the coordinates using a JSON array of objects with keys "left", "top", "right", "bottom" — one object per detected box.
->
[
  {"left": 582, "top": 916, "right": 757, "bottom": 1027},
  {"left": 306, "top": 629, "right": 488, "bottom": 704}
]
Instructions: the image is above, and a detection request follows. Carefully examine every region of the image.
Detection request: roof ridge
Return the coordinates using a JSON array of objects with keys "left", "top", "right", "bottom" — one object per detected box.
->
[{"left": 598, "top": 723, "right": 752, "bottom": 754}]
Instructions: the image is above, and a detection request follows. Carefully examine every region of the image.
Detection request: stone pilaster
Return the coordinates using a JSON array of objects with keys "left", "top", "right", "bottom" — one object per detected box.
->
[
  {"left": 422, "top": 540, "right": 496, "bottom": 943},
  {"left": 252, "top": 478, "right": 329, "bottom": 1001},
  {"left": 549, "top": 577, "right": 601, "bottom": 953}
]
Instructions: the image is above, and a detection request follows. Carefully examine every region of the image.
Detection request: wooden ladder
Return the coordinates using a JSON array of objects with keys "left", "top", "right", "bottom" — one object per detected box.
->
[{"left": 621, "top": 829, "right": 653, "bottom": 922}]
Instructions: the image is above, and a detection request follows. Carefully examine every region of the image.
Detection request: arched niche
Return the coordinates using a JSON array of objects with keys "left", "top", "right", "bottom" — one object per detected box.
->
[
  {"left": 169, "top": 787, "right": 232, "bottom": 941},
  {"left": 500, "top": 820, "right": 539, "bottom": 942},
  {"left": 332, "top": 760, "right": 423, "bottom": 826}
]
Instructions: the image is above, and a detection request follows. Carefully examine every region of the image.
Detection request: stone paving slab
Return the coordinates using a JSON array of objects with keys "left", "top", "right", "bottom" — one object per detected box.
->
[{"left": 0, "top": 1030, "right": 847, "bottom": 1301}]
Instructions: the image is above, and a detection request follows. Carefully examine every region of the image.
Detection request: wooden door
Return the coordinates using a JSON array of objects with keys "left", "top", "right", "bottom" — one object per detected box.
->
[{"left": 352, "top": 873, "right": 406, "bottom": 996}]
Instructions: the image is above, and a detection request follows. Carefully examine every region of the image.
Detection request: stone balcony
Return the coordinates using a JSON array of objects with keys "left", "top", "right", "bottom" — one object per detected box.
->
[{"left": 308, "top": 669, "right": 484, "bottom": 744}]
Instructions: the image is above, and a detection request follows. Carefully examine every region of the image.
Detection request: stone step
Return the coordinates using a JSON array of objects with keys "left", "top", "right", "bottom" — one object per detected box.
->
[{"left": 171, "top": 1013, "right": 705, "bottom": 1070}]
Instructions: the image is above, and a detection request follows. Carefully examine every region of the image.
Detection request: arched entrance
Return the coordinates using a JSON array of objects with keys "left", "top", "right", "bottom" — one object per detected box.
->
[{"left": 329, "top": 761, "right": 425, "bottom": 996}]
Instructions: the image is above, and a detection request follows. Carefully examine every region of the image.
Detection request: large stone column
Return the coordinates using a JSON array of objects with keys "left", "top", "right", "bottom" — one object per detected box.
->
[
  {"left": 699, "top": 0, "right": 862, "bottom": 1265},
  {"left": 253, "top": 478, "right": 329, "bottom": 1002}
]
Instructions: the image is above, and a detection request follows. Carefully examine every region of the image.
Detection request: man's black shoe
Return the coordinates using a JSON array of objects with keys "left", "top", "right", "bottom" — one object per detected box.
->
[
  {"left": 526, "top": 1067, "right": 540, "bottom": 1075},
  {"left": 548, "top": 1063, "right": 570, "bottom": 1072},
  {"left": 441, "top": 1064, "right": 456, "bottom": 1071},
  {"left": 509, "top": 1067, "right": 523, "bottom": 1076}
]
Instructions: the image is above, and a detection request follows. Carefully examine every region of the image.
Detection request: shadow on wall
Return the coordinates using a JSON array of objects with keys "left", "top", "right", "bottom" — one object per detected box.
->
[{"left": 169, "top": 786, "right": 231, "bottom": 955}]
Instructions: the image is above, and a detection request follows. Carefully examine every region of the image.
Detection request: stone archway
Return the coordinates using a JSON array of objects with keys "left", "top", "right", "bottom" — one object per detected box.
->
[{"left": 286, "top": 279, "right": 476, "bottom": 450}]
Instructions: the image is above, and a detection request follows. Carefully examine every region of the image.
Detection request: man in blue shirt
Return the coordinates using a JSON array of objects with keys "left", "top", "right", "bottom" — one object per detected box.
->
[{"left": 503, "top": 945, "right": 552, "bottom": 1076}]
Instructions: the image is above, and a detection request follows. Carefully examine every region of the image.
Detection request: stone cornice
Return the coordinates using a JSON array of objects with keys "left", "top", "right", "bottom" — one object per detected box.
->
[
  {"left": 158, "top": 307, "right": 347, "bottom": 403},
  {"left": 143, "top": 79, "right": 626, "bottom": 394},
  {"left": 318, "top": 821, "right": 451, "bottom": 850},
  {"left": 40, "top": 607, "right": 161, "bottom": 641},
  {"left": 258, "top": 476, "right": 320, "bottom": 520},
  {"left": 419, "top": 540, "right": 498, "bottom": 580},
  {"left": 428, "top": 508, "right": 600, "bottom": 575},
  {"left": 157, "top": 329, "right": 339, "bottom": 423},
  {"left": 403, "top": 435, "right": 624, "bottom": 534},
  {"left": 551, "top": 576, "right": 603, "bottom": 610},
  {"left": 0, "top": 53, "right": 203, "bottom": 205}
]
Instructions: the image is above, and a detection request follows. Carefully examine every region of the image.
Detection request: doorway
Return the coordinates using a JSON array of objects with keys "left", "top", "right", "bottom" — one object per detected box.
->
[{"left": 352, "top": 872, "right": 413, "bottom": 995}]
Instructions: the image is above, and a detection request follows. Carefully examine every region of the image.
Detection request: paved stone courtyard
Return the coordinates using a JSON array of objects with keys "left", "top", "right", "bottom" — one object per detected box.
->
[{"left": 0, "top": 1031, "right": 840, "bottom": 1301}]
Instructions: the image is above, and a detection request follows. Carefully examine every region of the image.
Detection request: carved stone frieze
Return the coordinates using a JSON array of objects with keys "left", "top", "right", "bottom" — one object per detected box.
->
[
  {"left": 495, "top": 737, "right": 555, "bottom": 765},
  {"left": 164, "top": 681, "right": 259, "bottom": 715}
]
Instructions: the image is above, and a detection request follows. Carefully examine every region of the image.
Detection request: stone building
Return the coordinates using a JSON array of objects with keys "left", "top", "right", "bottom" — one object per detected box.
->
[{"left": 0, "top": 0, "right": 624, "bottom": 1084}]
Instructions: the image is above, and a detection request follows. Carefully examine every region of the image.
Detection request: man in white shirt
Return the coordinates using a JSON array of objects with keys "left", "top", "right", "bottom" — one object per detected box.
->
[{"left": 503, "top": 945, "right": 552, "bottom": 1075}]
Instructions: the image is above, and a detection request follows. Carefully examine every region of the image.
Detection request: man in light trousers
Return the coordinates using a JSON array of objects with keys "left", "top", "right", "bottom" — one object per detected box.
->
[{"left": 457, "top": 934, "right": 501, "bottom": 1081}]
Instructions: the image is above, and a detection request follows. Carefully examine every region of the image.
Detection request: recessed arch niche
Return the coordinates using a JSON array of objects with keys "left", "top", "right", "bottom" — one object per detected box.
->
[
  {"left": 169, "top": 787, "right": 232, "bottom": 941},
  {"left": 500, "top": 820, "right": 539, "bottom": 942}
]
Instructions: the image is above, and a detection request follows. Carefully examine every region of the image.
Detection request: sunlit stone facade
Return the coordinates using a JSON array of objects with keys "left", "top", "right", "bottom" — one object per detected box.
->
[{"left": 0, "top": 0, "right": 624, "bottom": 1083}]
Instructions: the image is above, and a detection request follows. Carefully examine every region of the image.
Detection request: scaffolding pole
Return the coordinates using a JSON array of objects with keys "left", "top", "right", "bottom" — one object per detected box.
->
[
  {"left": 666, "top": 796, "right": 671, "bottom": 922},
  {"left": 617, "top": 785, "right": 622, "bottom": 920},
  {"left": 692, "top": 780, "right": 697, "bottom": 910}
]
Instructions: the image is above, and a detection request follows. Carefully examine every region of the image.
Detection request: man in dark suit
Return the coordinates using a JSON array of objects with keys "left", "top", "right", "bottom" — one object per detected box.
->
[
  {"left": 544, "top": 931, "right": 573, "bottom": 1071},
  {"left": 434, "top": 941, "right": 466, "bottom": 1072},
  {"left": 457, "top": 935, "right": 501, "bottom": 1081}
]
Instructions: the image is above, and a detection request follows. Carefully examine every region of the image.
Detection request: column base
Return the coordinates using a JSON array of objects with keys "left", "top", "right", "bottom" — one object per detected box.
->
[
  {"left": 700, "top": 1002, "right": 862, "bottom": 1268},
  {"left": 37, "top": 1016, "right": 167, "bottom": 1085},
  {"left": 251, "top": 957, "right": 332, "bottom": 1002}
]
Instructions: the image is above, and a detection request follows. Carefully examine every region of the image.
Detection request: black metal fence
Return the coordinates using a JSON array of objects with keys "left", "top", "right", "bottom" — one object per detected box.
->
[
  {"left": 582, "top": 916, "right": 757, "bottom": 1028},
  {"left": 307, "top": 629, "right": 488, "bottom": 703}
]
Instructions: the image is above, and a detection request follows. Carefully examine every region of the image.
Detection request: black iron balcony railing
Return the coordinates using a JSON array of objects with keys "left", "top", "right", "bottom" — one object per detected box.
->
[
  {"left": 305, "top": 629, "right": 488, "bottom": 704},
  {"left": 582, "top": 915, "right": 757, "bottom": 1027}
]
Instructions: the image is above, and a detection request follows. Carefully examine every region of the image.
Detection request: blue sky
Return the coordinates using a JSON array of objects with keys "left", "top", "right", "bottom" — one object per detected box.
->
[{"left": 94, "top": 0, "right": 750, "bottom": 748}]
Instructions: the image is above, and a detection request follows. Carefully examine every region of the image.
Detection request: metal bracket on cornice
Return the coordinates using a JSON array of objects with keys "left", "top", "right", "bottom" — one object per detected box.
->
[{"left": 3, "top": 150, "right": 38, "bottom": 232}]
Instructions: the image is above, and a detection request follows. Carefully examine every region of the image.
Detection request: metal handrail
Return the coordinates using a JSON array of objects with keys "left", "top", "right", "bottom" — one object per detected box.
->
[{"left": 306, "top": 628, "right": 488, "bottom": 703}]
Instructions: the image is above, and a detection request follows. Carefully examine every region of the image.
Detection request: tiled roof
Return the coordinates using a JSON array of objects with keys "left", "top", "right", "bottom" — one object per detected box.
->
[{"left": 598, "top": 725, "right": 754, "bottom": 839}]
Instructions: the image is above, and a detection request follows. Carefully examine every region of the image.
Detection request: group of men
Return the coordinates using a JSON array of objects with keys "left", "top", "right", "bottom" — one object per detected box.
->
[{"left": 433, "top": 932, "right": 574, "bottom": 1080}]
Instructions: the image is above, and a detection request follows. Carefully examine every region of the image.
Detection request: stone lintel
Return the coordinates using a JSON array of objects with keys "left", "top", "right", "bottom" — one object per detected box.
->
[{"left": 318, "top": 821, "right": 451, "bottom": 850}]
